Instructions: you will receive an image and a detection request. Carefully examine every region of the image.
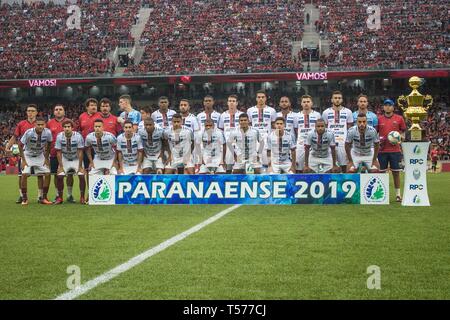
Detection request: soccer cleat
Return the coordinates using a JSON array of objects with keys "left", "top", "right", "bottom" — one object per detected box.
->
[
  {"left": 396, "top": 195, "right": 402, "bottom": 202},
  {"left": 39, "top": 198, "right": 53, "bottom": 205},
  {"left": 53, "top": 197, "right": 64, "bottom": 205},
  {"left": 16, "top": 196, "right": 23, "bottom": 204},
  {"left": 21, "top": 199, "right": 29, "bottom": 206},
  {"left": 80, "top": 197, "right": 86, "bottom": 205},
  {"left": 66, "top": 195, "right": 76, "bottom": 203}
]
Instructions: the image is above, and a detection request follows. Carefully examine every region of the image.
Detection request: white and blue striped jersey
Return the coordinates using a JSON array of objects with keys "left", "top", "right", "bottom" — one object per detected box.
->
[
  {"left": 218, "top": 110, "right": 243, "bottom": 138},
  {"left": 117, "top": 133, "right": 143, "bottom": 165},
  {"left": 85, "top": 132, "right": 117, "bottom": 161},
  {"left": 181, "top": 113, "right": 200, "bottom": 132},
  {"left": 322, "top": 107, "right": 353, "bottom": 145},
  {"left": 55, "top": 131, "right": 84, "bottom": 161},
  {"left": 20, "top": 128, "right": 52, "bottom": 157},
  {"left": 165, "top": 126, "right": 194, "bottom": 159},
  {"left": 266, "top": 130, "right": 296, "bottom": 164},
  {"left": 151, "top": 109, "right": 176, "bottom": 129},
  {"left": 296, "top": 110, "right": 322, "bottom": 145},
  {"left": 247, "top": 106, "right": 277, "bottom": 136},
  {"left": 197, "top": 111, "right": 222, "bottom": 131},
  {"left": 276, "top": 111, "right": 298, "bottom": 136},
  {"left": 346, "top": 126, "right": 379, "bottom": 156},
  {"left": 138, "top": 127, "right": 166, "bottom": 160},
  {"left": 306, "top": 130, "right": 336, "bottom": 158}
]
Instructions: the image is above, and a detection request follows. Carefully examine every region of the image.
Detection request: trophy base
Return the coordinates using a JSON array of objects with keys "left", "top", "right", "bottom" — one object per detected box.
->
[{"left": 406, "top": 129, "right": 426, "bottom": 142}]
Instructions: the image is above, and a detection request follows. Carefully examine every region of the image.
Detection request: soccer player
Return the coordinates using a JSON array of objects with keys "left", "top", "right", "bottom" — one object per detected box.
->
[
  {"left": 197, "top": 96, "right": 221, "bottom": 130},
  {"left": 296, "top": 95, "right": 322, "bottom": 173},
  {"left": 151, "top": 96, "right": 176, "bottom": 129},
  {"left": 138, "top": 106, "right": 153, "bottom": 131},
  {"left": 6, "top": 104, "right": 37, "bottom": 204},
  {"left": 118, "top": 95, "right": 141, "bottom": 132},
  {"left": 85, "top": 119, "right": 118, "bottom": 175},
  {"left": 345, "top": 113, "right": 380, "bottom": 173},
  {"left": 228, "top": 113, "right": 263, "bottom": 174},
  {"left": 78, "top": 98, "right": 102, "bottom": 173},
  {"left": 322, "top": 90, "right": 354, "bottom": 172},
  {"left": 164, "top": 114, "right": 195, "bottom": 174},
  {"left": 304, "top": 119, "right": 340, "bottom": 174},
  {"left": 377, "top": 99, "right": 407, "bottom": 202},
  {"left": 54, "top": 120, "right": 85, "bottom": 204},
  {"left": 246, "top": 90, "right": 277, "bottom": 169},
  {"left": 139, "top": 118, "right": 168, "bottom": 174},
  {"left": 179, "top": 99, "right": 200, "bottom": 132},
  {"left": 19, "top": 117, "right": 53, "bottom": 205},
  {"left": 99, "top": 98, "right": 122, "bottom": 136},
  {"left": 47, "top": 104, "right": 71, "bottom": 202},
  {"left": 352, "top": 94, "right": 378, "bottom": 129},
  {"left": 430, "top": 145, "right": 439, "bottom": 173},
  {"left": 218, "top": 94, "right": 243, "bottom": 173},
  {"left": 117, "top": 121, "right": 144, "bottom": 175},
  {"left": 267, "top": 117, "right": 296, "bottom": 174},
  {"left": 199, "top": 119, "right": 226, "bottom": 174},
  {"left": 277, "top": 96, "right": 298, "bottom": 137}
]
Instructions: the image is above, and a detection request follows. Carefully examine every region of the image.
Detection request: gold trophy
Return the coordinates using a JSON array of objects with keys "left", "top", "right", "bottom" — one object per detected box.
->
[{"left": 397, "top": 76, "right": 433, "bottom": 141}]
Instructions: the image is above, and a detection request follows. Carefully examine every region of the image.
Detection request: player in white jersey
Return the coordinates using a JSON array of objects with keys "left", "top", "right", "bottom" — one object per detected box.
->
[
  {"left": 295, "top": 95, "right": 322, "bottom": 172},
  {"left": 85, "top": 119, "right": 118, "bottom": 175},
  {"left": 304, "top": 119, "right": 340, "bottom": 174},
  {"left": 199, "top": 119, "right": 226, "bottom": 174},
  {"left": 54, "top": 120, "right": 86, "bottom": 204},
  {"left": 117, "top": 121, "right": 144, "bottom": 175},
  {"left": 345, "top": 113, "right": 380, "bottom": 173},
  {"left": 276, "top": 96, "right": 298, "bottom": 137},
  {"left": 19, "top": 117, "right": 53, "bottom": 205},
  {"left": 246, "top": 90, "right": 277, "bottom": 168},
  {"left": 227, "top": 113, "right": 263, "bottom": 174},
  {"left": 267, "top": 117, "right": 296, "bottom": 174},
  {"left": 165, "top": 113, "right": 195, "bottom": 174},
  {"left": 218, "top": 94, "right": 243, "bottom": 173},
  {"left": 151, "top": 96, "right": 176, "bottom": 129},
  {"left": 139, "top": 118, "right": 168, "bottom": 174},
  {"left": 138, "top": 106, "right": 153, "bottom": 132},
  {"left": 196, "top": 95, "right": 221, "bottom": 169},
  {"left": 322, "top": 90, "right": 354, "bottom": 172}
]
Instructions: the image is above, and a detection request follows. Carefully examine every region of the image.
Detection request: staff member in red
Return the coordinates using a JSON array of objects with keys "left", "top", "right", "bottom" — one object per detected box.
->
[
  {"left": 47, "top": 104, "right": 72, "bottom": 202},
  {"left": 5, "top": 104, "right": 38, "bottom": 204},
  {"left": 377, "top": 99, "right": 407, "bottom": 202},
  {"left": 99, "top": 97, "right": 122, "bottom": 136},
  {"left": 430, "top": 145, "right": 439, "bottom": 173}
]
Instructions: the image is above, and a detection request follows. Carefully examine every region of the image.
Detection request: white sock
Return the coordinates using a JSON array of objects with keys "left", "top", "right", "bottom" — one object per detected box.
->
[
  {"left": 38, "top": 189, "right": 43, "bottom": 198},
  {"left": 396, "top": 188, "right": 401, "bottom": 197},
  {"left": 19, "top": 189, "right": 23, "bottom": 197},
  {"left": 67, "top": 186, "right": 73, "bottom": 197}
]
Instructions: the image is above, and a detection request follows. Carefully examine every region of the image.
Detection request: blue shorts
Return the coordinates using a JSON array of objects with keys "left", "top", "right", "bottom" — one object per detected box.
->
[{"left": 378, "top": 152, "right": 402, "bottom": 171}]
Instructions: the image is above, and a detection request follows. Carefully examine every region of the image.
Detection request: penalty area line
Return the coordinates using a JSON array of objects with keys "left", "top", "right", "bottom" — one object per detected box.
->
[{"left": 55, "top": 204, "right": 241, "bottom": 300}]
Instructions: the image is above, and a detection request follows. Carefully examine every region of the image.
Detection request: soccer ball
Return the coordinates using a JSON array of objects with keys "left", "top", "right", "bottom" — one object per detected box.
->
[
  {"left": 11, "top": 144, "right": 20, "bottom": 155},
  {"left": 387, "top": 131, "right": 401, "bottom": 145}
]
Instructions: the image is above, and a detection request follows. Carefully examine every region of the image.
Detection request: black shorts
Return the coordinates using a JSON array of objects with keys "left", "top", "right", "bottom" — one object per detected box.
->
[
  {"left": 378, "top": 152, "right": 402, "bottom": 171},
  {"left": 50, "top": 156, "right": 59, "bottom": 174},
  {"left": 432, "top": 161, "right": 437, "bottom": 167}
]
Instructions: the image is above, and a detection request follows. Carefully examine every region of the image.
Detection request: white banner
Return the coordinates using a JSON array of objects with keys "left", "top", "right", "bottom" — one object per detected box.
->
[
  {"left": 360, "top": 173, "right": 390, "bottom": 205},
  {"left": 401, "top": 142, "right": 430, "bottom": 206}
]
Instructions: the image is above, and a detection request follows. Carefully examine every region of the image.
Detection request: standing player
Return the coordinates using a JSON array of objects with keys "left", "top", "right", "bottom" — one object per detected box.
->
[
  {"left": 117, "top": 121, "right": 144, "bottom": 175},
  {"left": 377, "top": 99, "right": 406, "bottom": 202},
  {"left": 138, "top": 106, "right": 153, "bottom": 131},
  {"left": 352, "top": 94, "right": 378, "bottom": 129},
  {"left": 179, "top": 99, "right": 200, "bottom": 132},
  {"left": 218, "top": 94, "right": 243, "bottom": 173},
  {"left": 85, "top": 119, "right": 118, "bottom": 175},
  {"left": 151, "top": 96, "right": 176, "bottom": 129},
  {"left": 164, "top": 114, "right": 195, "bottom": 174},
  {"left": 118, "top": 95, "right": 141, "bottom": 132},
  {"left": 267, "top": 117, "right": 296, "bottom": 174},
  {"left": 197, "top": 96, "right": 221, "bottom": 130},
  {"left": 47, "top": 104, "right": 70, "bottom": 202},
  {"left": 139, "top": 118, "right": 168, "bottom": 174},
  {"left": 322, "top": 90, "right": 354, "bottom": 172},
  {"left": 304, "top": 119, "right": 340, "bottom": 173},
  {"left": 99, "top": 98, "right": 122, "bottom": 136},
  {"left": 5, "top": 104, "right": 37, "bottom": 204},
  {"left": 228, "top": 113, "right": 263, "bottom": 174},
  {"left": 19, "top": 117, "right": 53, "bottom": 205},
  {"left": 247, "top": 90, "right": 277, "bottom": 170},
  {"left": 345, "top": 113, "right": 380, "bottom": 173},
  {"left": 54, "top": 120, "right": 85, "bottom": 204},
  {"left": 277, "top": 96, "right": 298, "bottom": 137},
  {"left": 296, "top": 95, "right": 322, "bottom": 173},
  {"left": 78, "top": 98, "right": 102, "bottom": 175},
  {"left": 199, "top": 119, "right": 226, "bottom": 174}
]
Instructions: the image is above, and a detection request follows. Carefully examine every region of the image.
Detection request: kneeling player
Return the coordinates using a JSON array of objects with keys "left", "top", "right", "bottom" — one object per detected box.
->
[
  {"left": 267, "top": 117, "right": 296, "bottom": 174},
  {"left": 117, "top": 121, "right": 144, "bottom": 175},
  {"left": 345, "top": 113, "right": 380, "bottom": 173},
  {"left": 165, "top": 114, "right": 195, "bottom": 174},
  {"left": 85, "top": 119, "right": 118, "bottom": 175},
  {"left": 54, "top": 120, "right": 86, "bottom": 204},
  {"left": 304, "top": 119, "right": 340, "bottom": 173},
  {"left": 19, "top": 117, "right": 53, "bottom": 205},
  {"left": 228, "top": 113, "right": 263, "bottom": 174},
  {"left": 139, "top": 118, "right": 167, "bottom": 174},
  {"left": 199, "top": 119, "right": 226, "bottom": 174}
]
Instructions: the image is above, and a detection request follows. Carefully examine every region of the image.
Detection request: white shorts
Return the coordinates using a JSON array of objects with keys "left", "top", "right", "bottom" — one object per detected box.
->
[
  {"left": 165, "top": 157, "right": 194, "bottom": 170},
  {"left": 142, "top": 157, "right": 164, "bottom": 170},
  {"left": 296, "top": 144, "right": 305, "bottom": 170},
  {"left": 121, "top": 164, "right": 140, "bottom": 175},
  {"left": 233, "top": 160, "right": 262, "bottom": 171},
  {"left": 90, "top": 158, "right": 116, "bottom": 175},
  {"left": 336, "top": 144, "right": 348, "bottom": 166},
  {"left": 270, "top": 163, "right": 293, "bottom": 174},
  {"left": 58, "top": 158, "right": 82, "bottom": 176},
  {"left": 309, "top": 154, "right": 333, "bottom": 173},
  {"left": 23, "top": 154, "right": 50, "bottom": 175},
  {"left": 351, "top": 150, "right": 376, "bottom": 170},
  {"left": 199, "top": 164, "right": 226, "bottom": 174}
]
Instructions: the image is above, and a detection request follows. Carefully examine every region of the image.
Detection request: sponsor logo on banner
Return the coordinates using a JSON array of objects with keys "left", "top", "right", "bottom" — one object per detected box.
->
[
  {"left": 91, "top": 177, "right": 112, "bottom": 203},
  {"left": 363, "top": 177, "right": 387, "bottom": 203},
  {"left": 413, "top": 169, "right": 421, "bottom": 180},
  {"left": 413, "top": 145, "right": 421, "bottom": 155},
  {"left": 413, "top": 195, "right": 421, "bottom": 204}
]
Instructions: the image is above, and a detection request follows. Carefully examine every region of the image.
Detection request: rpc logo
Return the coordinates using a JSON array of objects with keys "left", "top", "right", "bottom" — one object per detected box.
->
[
  {"left": 410, "top": 159, "right": 424, "bottom": 165},
  {"left": 409, "top": 184, "right": 424, "bottom": 190}
]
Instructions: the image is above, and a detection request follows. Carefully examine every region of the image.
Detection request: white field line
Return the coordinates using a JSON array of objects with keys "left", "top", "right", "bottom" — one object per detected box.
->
[{"left": 55, "top": 204, "right": 241, "bottom": 300}]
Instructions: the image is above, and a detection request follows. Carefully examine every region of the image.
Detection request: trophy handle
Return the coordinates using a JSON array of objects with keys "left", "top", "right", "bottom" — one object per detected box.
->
[
  {"left": 397, "top": 95, "right": 408, "bottom": 112},
  {"left": 424, "top": 95, "right": 433, "bottom": 111}
]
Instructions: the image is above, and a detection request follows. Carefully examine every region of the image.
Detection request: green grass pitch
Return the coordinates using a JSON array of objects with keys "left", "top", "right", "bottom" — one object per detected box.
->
[{"left": 0, "top": 173, "right": 449, "bottom": 299}]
